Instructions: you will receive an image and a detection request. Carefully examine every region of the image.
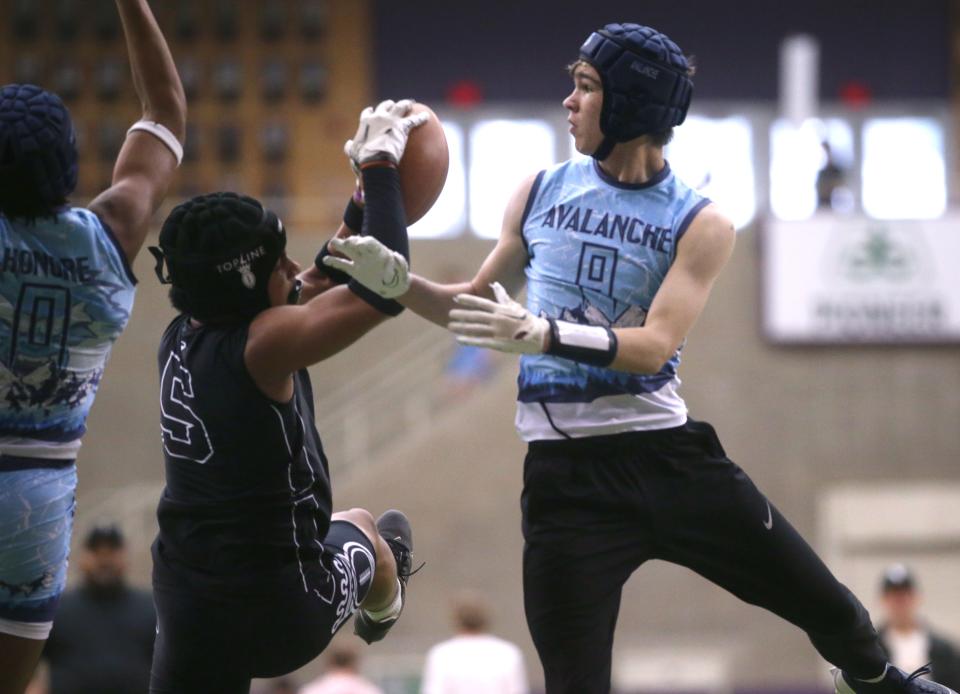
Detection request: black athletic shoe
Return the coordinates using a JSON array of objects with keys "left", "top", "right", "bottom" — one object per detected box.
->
[
  {"left": 834, "top": 665, "right": 959, "bottom": 694},
  {"left": 353, "top": 509, "right": 416, "bottom": 644}
]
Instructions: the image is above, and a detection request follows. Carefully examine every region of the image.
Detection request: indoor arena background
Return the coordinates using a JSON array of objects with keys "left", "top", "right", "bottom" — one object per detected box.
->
[{"left": 3, "top": 1, "right": 958, "bottom": 692}]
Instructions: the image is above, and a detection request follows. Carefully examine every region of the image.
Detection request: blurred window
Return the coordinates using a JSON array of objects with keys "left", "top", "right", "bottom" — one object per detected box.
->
[
  {"left": 55, "top": 0, "right": 80, "bottom": 41},
  {"left": 214, "top": 0, "right": 239, "bottom": 42},
  {"left": 13, "top": 0, "right": 39, "bottom": 41},
  {"left": 300, "top": 0, "right": 328, "bottom": 41},
  {"left": 299, "top": 61, "right": 328, "bottom": 104},
  {"left": 260, "top": 123, "right": 289, "bottom": 163},
  {"left": 217, "top": 125, "right": 242, "bottom": 164},
  {"left": 214, "top": 59, "right": 243, "bottom": 102},
  {"left": 182, "top": 124, "right": 201, "bottom": 164},
  {"left": 175, "top": 0, "right": 200, "bottom": 42},
  {"left": 95, "top": 58, "right": 124, "bottom": 102},
  {"left": 177, "top": 58, "right": 202, "bottom": 101},
  {"left": 469, "top": 120, "right": 556, "bottom": 239},
  {"left": 862, "top": 118, "right": 946, "bottom": 220},
  {"left": 770, "top": 118, "right": 854, "bottom": 220},
  {"left": 97, "top": 120, "right": 125, "bottom": 163},
  {"left": 667, "top": 115, "right": 756, "bottom": 229},
  {"left": 260, "top": 3, "right": 287, "bottom": 42},
  {"left": 93, "top": 0, "right": 120, "bottom": 41},
  {"left": 261, "top": 60, "right": 288, "bottom": 103},
  {"left": 409, "top": 122, "right": 466, "bottom": 239},
  {"left": 13, "top": 54, "right": 45, "bottom": 85},
  {"left": 52, "top": 61, "right": 82, "bottom": 102}
]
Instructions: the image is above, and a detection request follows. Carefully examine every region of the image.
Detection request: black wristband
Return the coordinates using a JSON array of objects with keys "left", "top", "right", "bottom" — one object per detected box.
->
[
  {"left": 348, "top": 280, "right": 405, "bottom": 317},
  {"left": 313, "top": 240, "right": 351, "bottom": 285},
  {"left": 360, "top": 164, "right": 409, "bottom": 262},
  {"left": 343, "top": 197, "right": 364, "bottom": 232},
  {"left": 545, "top": 318, "right": 618, "bottom": 367}
]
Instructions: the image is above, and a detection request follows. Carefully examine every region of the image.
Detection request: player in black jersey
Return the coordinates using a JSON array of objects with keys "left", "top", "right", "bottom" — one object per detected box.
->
[{"left": 146, "top": 101, "right": 427, "bottom": 694}]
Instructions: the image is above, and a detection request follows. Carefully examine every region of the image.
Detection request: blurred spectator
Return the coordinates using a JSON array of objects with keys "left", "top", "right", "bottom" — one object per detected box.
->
[
  {"left": 441, "top": 345, "right": 496, "bottom": 402},
  {"left": 299, "top": 643, "right": 382, "bottom": 694},
  {"left": 438, "top": 268, "right": 497, "bottom": 402},
  {"left": 421, "top": 591, "right": 528, "bottom": 694},
  {"left": 42, "top": 523, "right": 155, "bottom": 694},
  {"left": 877, "top": 564, "right": 960, "bottom": 689},
  {"left": 815, "top": 139, "right": 851, "bottom": 211}
]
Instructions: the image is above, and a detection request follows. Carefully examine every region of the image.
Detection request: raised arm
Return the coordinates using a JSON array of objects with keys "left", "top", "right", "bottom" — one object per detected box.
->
[
  {"left": 394, "top": 172, "right": 537, "bottom": 327},
  {"left": 88, "top": 0, "right": 186, "bottom": 264}
]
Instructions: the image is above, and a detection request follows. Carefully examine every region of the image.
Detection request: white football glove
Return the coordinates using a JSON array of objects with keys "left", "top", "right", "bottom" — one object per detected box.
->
[
  {"left": 321, "top": 236, "right": 410, "bottom": 298},
  {"left": 343, "top": 98, "right": 429, "bottom": 169},
  {"left": 448, "top": 282, "right": 549, "bottom": 354}
]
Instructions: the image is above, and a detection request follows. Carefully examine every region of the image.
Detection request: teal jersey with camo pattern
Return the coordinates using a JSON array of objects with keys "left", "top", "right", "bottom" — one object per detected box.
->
[
  {"left": 0, "top": 207, "right": 136, "bottom": 457},
  {"left": 517, "top": 158, "right": 710, "bottom": 441}
]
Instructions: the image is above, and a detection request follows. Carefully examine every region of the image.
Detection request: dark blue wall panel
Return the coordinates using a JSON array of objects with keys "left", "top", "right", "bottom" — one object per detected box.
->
[{"left": 372, "top": 0, "right": 949, "bottom": 103}]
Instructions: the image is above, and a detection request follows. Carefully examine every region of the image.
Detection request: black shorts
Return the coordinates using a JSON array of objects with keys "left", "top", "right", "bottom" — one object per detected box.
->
[{"left": 149, "top": 520, "right": 376, "bottom": 694}]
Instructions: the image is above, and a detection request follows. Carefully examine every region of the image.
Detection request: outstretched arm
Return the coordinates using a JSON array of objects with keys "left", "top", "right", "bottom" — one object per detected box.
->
[
  {"left": 388, "top": 172, "right": 537, "bottom": 327},
  {"left": 449, "top": 204, "right": 736, "bottom": 375},
  {"left": 88, "top": 0, "right": 186, "bottom": 265}
]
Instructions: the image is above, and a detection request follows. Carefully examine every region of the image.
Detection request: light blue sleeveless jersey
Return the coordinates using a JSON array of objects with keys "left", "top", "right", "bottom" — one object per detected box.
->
[
  {"left": 517, "top": 158, "right": 710, "bottom": 441},
  {"left": 0, "top": 207, "right": 136, "bottom": 458}
]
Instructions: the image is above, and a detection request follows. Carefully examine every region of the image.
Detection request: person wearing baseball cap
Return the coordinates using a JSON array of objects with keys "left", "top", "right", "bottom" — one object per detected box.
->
[{"left": 877, "top": 565, "right": 960, "bottom": 692}]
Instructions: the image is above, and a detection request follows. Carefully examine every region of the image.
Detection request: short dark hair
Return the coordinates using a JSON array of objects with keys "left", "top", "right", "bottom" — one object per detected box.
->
[
  {"left": 327, "top": 644, "right": 359, "bottom": 670},
  {"left": 452, "top": 591, "right": 490, "bottom": 633},
  {"left": 84, "top": 523, "right": 125, "bottom": 550}
]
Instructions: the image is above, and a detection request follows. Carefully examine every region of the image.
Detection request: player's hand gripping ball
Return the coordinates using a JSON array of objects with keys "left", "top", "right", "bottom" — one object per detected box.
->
[
  {"left": 322, "top": 236, "right": 410, "bottom": 298},
  {"left": 346, "top": 99, "right": 449, "bottom": 224}
]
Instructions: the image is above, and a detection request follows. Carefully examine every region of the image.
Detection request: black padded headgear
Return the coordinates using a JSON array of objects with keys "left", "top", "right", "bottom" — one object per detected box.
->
[
  {"left": 579, "top": 23, "right": 693, "bottom": 160},
  {"left": 0, "top": 84, "right": 78, "bottom": 217},
  {"left": 150, "top": 192, "right": 289, "bottom": 323}
]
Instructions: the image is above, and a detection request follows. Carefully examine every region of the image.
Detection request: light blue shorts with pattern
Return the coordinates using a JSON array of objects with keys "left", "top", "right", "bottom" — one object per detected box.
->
[{"left": 0, "top": 464, "right": 77, "bottom": 638}]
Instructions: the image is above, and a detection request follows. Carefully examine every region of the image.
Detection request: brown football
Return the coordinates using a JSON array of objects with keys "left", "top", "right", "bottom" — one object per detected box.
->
[{"left": 399, "top": 102, "right": 449, "bottom": 224}]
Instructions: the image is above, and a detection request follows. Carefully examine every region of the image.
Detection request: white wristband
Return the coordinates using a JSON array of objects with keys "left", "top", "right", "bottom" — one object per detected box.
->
[{"left": 127, "top": 119, "right": 184, "bottom": 166}]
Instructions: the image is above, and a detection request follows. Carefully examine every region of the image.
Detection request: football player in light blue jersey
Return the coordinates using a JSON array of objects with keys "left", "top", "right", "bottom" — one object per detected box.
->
[
  {"left": 333, "top": 22, "right": 958, "bottom": 694},
  {"left": 0, "top": 2, "right": 185, "bottom": 691}
]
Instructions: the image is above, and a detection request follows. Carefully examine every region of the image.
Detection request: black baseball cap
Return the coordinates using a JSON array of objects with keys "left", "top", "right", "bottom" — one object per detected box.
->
[
  {"left": 881, "top": 563, "right": 916, "bottom": 592},
  {"left": 83, "top": 523, "right": 125, "bottom": 550}
]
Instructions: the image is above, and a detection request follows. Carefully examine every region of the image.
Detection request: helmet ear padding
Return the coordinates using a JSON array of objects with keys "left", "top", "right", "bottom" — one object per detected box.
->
[
  {"left": 154, "top": 192, "right": 288, "bottom": 323},
  {"left": 579, "top": 24, "right": 693, "bottom": 160},
  {"left": 0, "top": 83, "right": 78, "bottom": 217}
]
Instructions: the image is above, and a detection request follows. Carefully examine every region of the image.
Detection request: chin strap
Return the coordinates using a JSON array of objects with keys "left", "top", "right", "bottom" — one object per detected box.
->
[{"left": 287, "top": 279, "right": 303, "bottom": 305}]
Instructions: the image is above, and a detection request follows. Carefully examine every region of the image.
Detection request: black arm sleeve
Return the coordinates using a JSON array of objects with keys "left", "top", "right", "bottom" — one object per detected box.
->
[{"left": 360, "top": 164, "right": 409, "bottom": 262}]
